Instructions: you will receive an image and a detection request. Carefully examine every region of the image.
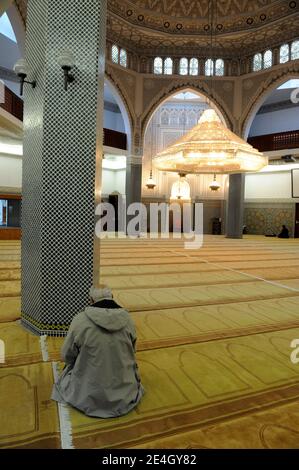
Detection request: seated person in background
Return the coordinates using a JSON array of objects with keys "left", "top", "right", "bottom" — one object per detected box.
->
[
  {"left": 52, "top": 286, "right": 144, "bottom": 418},
  {"left": 278, "top": 225, "right": 289, "bottom": 239}
]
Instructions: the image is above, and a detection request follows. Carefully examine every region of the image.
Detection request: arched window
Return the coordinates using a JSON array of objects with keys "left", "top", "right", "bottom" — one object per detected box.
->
[
  {"left": 170, "top": 111, "right": 178, "bottom": 126},
  {"left": 205, "top": 59, "right": 214, "bottom": 76},
  {"left": 263, "top": 50, "right": 272, "bottom": 69},
  {"left": 179, "top": 58, "right": 188, "bottom": 75},
  {"left": 161, "top": 110, "right": 169, "bottom": 125},
  {"left": 188, "top": 111, "right": 197, "bottom": 127},
  {"left": 154, "top": 57, "right": 163, "bottom": 74},
  {"left": 253, "top": 53, "right": 262, "bottom": 71},
  {"left": 280, "top": 44, "right": 290, "bottom": 63},
  {"left": 179, "top": 111, "right": 187, "bottom": 126},
  {"left": 111, "top": 44, "right": 119, "bottom": 64},
  {"left": 164, "top": 57, "right": 173, "bottom": 75},
  {"left": 189, "top": 58, "right": 198, "bottom": 76},
  {"left": 215, "top": 59, "right": 224, "bottom": 76},
  {"left": 291, "top": 40, "right": 299, "bottom": 60},
  {"left": 120, "top": 49, "right": 127, "bottom": 67}
]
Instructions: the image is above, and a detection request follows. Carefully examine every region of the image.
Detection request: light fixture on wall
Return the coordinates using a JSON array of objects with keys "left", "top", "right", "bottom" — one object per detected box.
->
[
  {"left": 170, "top": 173, "right": 191, "bottom": 202},
  {"left": 14, "top": 59, "right": 36, "bottom": 96},
  {"left": 209, "top": 174, "right": 221, "bottom": 191},
  {"left": 145, "top": 120, "right": 157, "bottom": 189},
  {"left": 57, "top": 49, "right": 75, "bottom": 91}
]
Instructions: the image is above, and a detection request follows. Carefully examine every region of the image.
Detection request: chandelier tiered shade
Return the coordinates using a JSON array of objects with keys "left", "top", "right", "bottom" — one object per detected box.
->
[{"left": 153, "top": 109, "right": 268, "bottom": 174}]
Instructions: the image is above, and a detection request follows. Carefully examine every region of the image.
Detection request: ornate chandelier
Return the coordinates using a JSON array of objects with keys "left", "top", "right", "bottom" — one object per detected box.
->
[{"left": 153, "top": 109, "right": 268, "bottom": 175}]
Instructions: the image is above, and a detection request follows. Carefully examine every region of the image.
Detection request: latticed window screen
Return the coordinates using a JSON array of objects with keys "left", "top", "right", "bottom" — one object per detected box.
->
[
  {"left": 179, "top": 58, "right": 188, "bottom": 75},
  {"left": 280, "top": 44, "right": 290, "bottom": 63},
  {"left": 291, "top": 40, "right": 299, "bottom": 60},
  {"left": 205, "top": 59, "right": 214, "bottom": 76},
  {"left": 120, "top": 48, "right": 127, "bottom": 67},
  {"left": 215, "top": 59, "right": 224, "bottom": 76},
  {"left": 263, "top": 50, "right": 272, "bottom": 69},
  {"left": 189, "top": 58, "right": 198, "bottom": 76},
  {"left": 154, "top": 57, "right": 163, "bottom": 74},
  {"left": 164, "top": 57, "right": 173, "bottom": 75},
  {"left": 111, "top": 44, "right": 119, "bottom": 64},
  {"left": 253, "top": 53, "right": 262, "bottom": 71},
  {"left": 160, "top": 111, "right": 169, "bottom": 125}
]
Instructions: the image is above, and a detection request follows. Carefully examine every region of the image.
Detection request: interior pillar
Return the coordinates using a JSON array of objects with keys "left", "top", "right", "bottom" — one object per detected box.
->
[
  {"left": 125, "top": 155, "right": 142, "bottom": 232},
  {"left": 21, "top": 0, "right": 107, "bottom": 335},
  {"left": 226, "top": 173, "right": 245, "bottom": 239}
]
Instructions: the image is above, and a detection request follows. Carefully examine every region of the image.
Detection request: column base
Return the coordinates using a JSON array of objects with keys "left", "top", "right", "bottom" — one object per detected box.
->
[{"left": 21, "top": 315, "right": 68, "bottom": 337}]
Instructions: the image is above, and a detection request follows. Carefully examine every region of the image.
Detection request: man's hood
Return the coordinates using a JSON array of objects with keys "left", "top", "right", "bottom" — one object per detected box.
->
[{"left": 84, "top": 306, "right": 130, "bottom": 332}]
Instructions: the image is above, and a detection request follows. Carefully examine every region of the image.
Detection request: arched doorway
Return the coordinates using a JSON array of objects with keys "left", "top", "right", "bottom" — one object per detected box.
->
[
  {"left": 243, "top": 77, "right": 299, "bottom": 237},
  {"left": 101, "top": 78, "right": 132, "bottom": 201},
  {"left": 142, "top": 88, "right": 229, "bottom": 234}
]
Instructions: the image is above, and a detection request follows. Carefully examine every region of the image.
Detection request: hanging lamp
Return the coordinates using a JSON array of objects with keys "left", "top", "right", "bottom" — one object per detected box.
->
[
  {"left": 152, "top": 0, "right": 268, "bottom": 176},
  {"left": 145, "top": 169, "right": 156, "bottom": 189},
  {"left": 209, "top": 173, "right": 221, "bottom": 191},
  {"left": 170, "top": 173, "right": 191, "bottom": 202},
  {"left": 145, "top": 120, "right": 157, "bottom": 189}
]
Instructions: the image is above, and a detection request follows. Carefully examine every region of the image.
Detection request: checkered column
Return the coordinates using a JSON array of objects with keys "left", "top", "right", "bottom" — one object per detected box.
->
[{"left": 21, "top": 0, "right": 107, "bottom": 335}]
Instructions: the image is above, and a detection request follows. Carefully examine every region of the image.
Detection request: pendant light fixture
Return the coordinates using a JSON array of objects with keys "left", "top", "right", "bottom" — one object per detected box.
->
[
  {"left": 209, "top": 173, "right": 221, "bottom": 191},
  {"left": 152, "top": 0, "right": 268, "bottom": 176},
  {"left": 145, "top": 120, "right": 157, "bottom": 189},
  {"left": 170, "top": 173, "right": 191, "bottom": 202}
]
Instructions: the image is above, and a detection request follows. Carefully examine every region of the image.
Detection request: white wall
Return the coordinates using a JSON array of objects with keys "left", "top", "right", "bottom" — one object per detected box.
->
[
  {"left": 245, "top": 171, "right": 292, "bottom": 200},
  {"left": 103, "top": 109, "right": 125, "bottom": 133},
  {"left": 101, "top": 168, "right": 126, "bottom": 196},
  {"left": 0, "top": 155, "right": 22, "bottom": 189},
  {"left": 249, "top": 108, "right": 299, "bottom": 137}
]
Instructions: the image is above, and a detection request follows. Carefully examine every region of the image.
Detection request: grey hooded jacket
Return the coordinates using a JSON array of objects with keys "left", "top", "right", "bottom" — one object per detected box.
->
[{"left": 51, "top": 301, "right": 144, "bottom": 418}]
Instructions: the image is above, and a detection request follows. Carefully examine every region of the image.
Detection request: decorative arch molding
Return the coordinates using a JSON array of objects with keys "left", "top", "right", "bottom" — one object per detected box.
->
[
  {"left": 104, "top": 70, "right": 135, "bottom": 153},
  {"left": 242, "top": 65, "right": 299, "bottom": 139},
  {"left": 140, "top": 80, "right": 234, "bottom": 149},
  {"left": 6, "top": 3, "right": 26, "bottom": 56}
]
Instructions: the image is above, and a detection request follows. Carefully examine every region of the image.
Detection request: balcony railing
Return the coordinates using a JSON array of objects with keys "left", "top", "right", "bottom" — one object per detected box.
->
[
  {"left": 0, "top": 85, "right": 23, "bottom": 121},
  {"left": 1, "top": 85, "right": 127, "bottom": 150},
  {"left": 248, "top": 130, "right": 299, "bottom": 152}
]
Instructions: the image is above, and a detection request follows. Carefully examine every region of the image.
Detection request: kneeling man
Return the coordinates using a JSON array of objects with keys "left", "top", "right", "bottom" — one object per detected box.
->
[{"left": 52, "top": 286, "right": 144, "bottom": 418}]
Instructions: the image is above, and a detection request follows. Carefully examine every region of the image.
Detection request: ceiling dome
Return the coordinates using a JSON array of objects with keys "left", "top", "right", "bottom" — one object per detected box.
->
[{"left": 14, "top": 0, "right": 299, "bottom": 56}]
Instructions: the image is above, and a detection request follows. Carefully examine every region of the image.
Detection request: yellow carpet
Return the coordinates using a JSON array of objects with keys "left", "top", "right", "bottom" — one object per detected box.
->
[
  {"left": 112, "top": 281, "right": 299, "bottom": 311},
  {"left": 70, "top": 327, "right": 299, "bottom": 449},
  {"left": 1, "top": 236, "right": 299, "bottom": 449},
  {"left": 0, "top": 297, "right": 21, "bottom": 322},
  {"left": 130, "top": 400, "right": 299, "bottom": 449},
  {"left": 0, "top": 362, "right": 61, "bottom": 449},
  {"left": 0, "top": 321, "right": 42, "bottom": 366}
]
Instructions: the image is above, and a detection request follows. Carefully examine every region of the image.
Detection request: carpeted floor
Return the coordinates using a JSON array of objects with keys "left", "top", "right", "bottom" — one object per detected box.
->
[{"left": 1, "top": 236, "right": 299, "bottom": 448}]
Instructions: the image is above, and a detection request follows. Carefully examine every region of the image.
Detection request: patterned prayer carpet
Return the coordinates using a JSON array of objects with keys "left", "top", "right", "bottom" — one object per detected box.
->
[
  {"left": 0, "top": 362, "right": 61, "bottom": 448},
  {"left": 1, "top": 236, "right": 299, "bottom": 448}
]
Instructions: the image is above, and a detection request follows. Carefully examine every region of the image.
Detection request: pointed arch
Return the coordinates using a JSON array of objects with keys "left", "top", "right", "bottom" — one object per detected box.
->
[
  {"left": 141, "top": 83, "right": 233, "bottom": 146},
  {"left": 104, "top": 74, "right": 133, "bottom": 153},
  {"left": 242, "top": 72, "right": 299, "bottom": 139}
]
